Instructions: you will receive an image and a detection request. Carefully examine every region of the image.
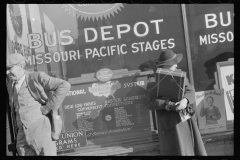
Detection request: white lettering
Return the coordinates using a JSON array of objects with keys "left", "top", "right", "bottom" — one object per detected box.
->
[
  {"left": 69, "top": 51, "right": 77, "bottom": 60},
  {"left": 60, "top": 30, "right": 74, "bottom": 45},
  {"left": 28, "top": 33, "right": 42, "bottom": 49},
  {"left": 168, "top": 38, "right": 175, "bottom": 48},
  {"left": 211, "top": 33, "right": 218, "bottom": 43},
  {"left": 84, "top": 28, "right": 98, "bottom": 43},
  {"left": 36, "top": 54, "right": 43, "bottom": 64},
  {"left": 205, "top": 13, "right": 218, "bottom": 28},
  {"left": 53, "top": 52, "right": 61, "bottom": 62},
  {"left": 101, "top": 26, "right": 114, "bottom": 41},
  {"left": 150, "top": 19, "right": 163, "bottom": 34},
  {"left": 220, "top": 11, "right": 231, "bottom": 27},
  {"left": 219, "top": 32, "right": 226, "bottom": 43},
  {"left": 226, "top": 31, "right": 234, "bottom": 42},
  {"left": 85, "top": 49, "right": 92, "bottom": 59},
  {"left": 44, "top": 31, "right": 57, "bottom": 47},
  {"left": 116, "top": 24, "right": 131, "bottom": 39},
  {"left": 67, "top": 89, "right": 86, "bottom": 96},
  {"left": 200, "top": 35, "right": 208, "bottom": 45},
  {"left": 134, "top": 22, "right": 149, "bottom": 37}
]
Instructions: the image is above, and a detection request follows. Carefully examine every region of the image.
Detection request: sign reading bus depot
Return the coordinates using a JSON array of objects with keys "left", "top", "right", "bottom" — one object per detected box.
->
[
  {"left": 7, "top": 4, "right": 177, "bottom": 66},
  {"left": 61, "top": 75, "right": 151, "bottom": 144}
]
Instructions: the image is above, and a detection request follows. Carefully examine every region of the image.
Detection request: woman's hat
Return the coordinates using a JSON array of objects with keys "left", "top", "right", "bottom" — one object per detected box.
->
[{"left": 155, "top": 49, "right": 183, "bottom": 66}]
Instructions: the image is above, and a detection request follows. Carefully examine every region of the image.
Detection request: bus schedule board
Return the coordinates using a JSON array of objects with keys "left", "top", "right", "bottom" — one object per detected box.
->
[{"left": 61, "top": 75, "right": 152, "bottom": 146}]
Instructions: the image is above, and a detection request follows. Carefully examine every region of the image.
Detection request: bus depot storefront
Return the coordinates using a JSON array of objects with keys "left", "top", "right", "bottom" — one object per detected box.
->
[{"left": 6, "top": 4, "right": 234, "bottom": 156}]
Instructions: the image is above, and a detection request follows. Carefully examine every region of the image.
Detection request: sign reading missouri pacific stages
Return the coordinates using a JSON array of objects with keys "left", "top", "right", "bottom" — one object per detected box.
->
[{"left": 61, "top": 75, "right": 151, "bottom": 140}]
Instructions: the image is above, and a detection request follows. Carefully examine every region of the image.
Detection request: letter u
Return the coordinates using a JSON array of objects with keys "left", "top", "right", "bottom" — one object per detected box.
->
[
  {"left": 220, "top": 11, "right": 231, "bottom": 27},
  {"left": 61, "top": 51, "right": 68, "bottom": 61},
  {"left": 44, "top": 31, "right": 57, "bottom": 47}
]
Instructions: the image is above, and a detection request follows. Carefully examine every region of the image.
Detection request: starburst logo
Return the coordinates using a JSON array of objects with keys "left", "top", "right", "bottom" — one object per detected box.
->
[
  {"left": 8, "top": 4, "right": 22, "bottom": 37},
  {"left": 62, "top": 3, "right": 124, "bottom": 21}
]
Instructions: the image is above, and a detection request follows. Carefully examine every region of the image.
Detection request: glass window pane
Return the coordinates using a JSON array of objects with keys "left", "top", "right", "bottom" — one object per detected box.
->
[
  {"left": 185, "top": 4, "right": 234, "bottom": 92},
  {"left": 10, "top": 4, "right": 189, "bottom": 79}
]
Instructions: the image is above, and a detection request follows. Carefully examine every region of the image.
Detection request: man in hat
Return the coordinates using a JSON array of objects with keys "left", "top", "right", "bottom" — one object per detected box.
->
[
  {"left": 6, "top": 53, "right": 71, "bottom": 156},
  {"left": 146, "top": 49, "right": 207, "bottom": 156}
]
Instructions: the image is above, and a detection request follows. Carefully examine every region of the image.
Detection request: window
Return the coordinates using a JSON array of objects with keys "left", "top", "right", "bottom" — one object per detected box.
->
[
  {"left": 21, "top": 4, "right": 189, "bottom": 79},
  {"left": 185, "top": 4, "right": 234, "bottom": 126}
]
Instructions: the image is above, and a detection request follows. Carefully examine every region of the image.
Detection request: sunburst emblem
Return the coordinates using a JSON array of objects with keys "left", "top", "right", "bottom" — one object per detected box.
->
[
  {"left": 9, "top": 4, "right": 22, "bottom": 37},
  {"left": 62, "top": 4, "right": 124, "bottom": 21}
]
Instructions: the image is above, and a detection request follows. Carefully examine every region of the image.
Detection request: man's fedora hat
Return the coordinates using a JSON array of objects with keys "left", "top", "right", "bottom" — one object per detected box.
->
[
  {"left": 7, "top": 53, "right": 26, "bottom": 67},
  {"left": 155, "top": 49, "right": 183, "bottom": 66}
]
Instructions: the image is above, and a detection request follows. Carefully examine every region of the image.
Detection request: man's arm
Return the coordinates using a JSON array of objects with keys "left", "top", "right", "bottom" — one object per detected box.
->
[{"left": 37, "top": 72, "right": 71, "bottom": 111}]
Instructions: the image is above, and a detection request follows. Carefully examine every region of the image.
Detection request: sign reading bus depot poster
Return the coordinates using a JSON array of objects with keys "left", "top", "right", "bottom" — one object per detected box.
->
[
  {"left": 195, "top": 89, "right": 227, "bottom": 134},
  {"left": 61, "top": 75, "right": 151, "bottom": 146},
  {"left": 7, "top": 4, "right": 188, "bottom": 79}
]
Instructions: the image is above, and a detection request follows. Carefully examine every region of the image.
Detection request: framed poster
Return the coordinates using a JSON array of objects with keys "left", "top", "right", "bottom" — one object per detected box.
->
[
  {"left": 195, "top": 89, "right": 227, "bottom": 134},
  {"left": 60, "top": 75, "right": 153, "bottom": 149},
  {"left": 216, "top": 60, "right": 234, "bottom": 121}
]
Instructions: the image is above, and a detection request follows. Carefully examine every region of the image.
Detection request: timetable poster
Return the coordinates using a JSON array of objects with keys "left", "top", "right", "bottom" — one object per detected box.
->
[{"left": 61, "top": 76, "right": 152, "bottom": 141}]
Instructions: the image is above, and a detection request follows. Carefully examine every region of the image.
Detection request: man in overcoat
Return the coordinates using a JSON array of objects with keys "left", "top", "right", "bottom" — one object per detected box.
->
[
  {"left": 147, "top": 50, "right": 207, "bottom": 156},
  {"left": 6, "top": 53, "right": 71, "bottom": 156}
]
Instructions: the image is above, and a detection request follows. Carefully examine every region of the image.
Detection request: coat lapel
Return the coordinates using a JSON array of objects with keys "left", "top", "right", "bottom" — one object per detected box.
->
[{"left": 7, "top": 80, "right": 14, "bottom": 107}]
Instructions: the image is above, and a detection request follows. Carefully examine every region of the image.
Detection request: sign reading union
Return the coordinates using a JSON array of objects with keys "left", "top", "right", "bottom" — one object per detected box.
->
[
  {"left": 62, "top": 3, "right": 124, "bottom": 21},
  {"left": 56, "top": 130, "right": 87, "bottom": 151}
]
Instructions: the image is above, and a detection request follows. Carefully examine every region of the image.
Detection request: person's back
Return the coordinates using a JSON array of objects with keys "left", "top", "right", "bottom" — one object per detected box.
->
[{"left": 146, "top": 50, "right": 207, "bottom": 156}]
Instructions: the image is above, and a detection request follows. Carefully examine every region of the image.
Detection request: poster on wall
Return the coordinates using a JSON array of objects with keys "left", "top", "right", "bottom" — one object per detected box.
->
[
  {"left": 217, "top": 60, "right": 234, "bottom": 121},
  {"left": 6, "top": 4, "right": 34, "bottom": 70},
  {"left": 195, "top": 89, "right": 227, "bottom": 134},
  {"left": 61, "top": 75, "right": 152, "bottom": 146}
]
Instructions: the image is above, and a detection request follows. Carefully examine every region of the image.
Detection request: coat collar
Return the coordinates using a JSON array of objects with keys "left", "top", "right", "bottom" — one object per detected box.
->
[{"left": 7, "top": 71, "right": 33, "bottom": 94}]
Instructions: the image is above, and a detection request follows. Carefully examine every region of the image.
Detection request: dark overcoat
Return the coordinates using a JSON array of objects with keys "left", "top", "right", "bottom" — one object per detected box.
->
[{"left": 147, "top": 75, "right": 207, "bottom": 156}]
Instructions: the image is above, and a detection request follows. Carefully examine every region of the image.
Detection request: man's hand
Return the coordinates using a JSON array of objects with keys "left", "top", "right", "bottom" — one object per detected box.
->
[
  {"left": 175, "top": 98, "right": 188, "bottom": 111},
  {"left": 40, "top": 105, "right": 51, "bottom": 115}
]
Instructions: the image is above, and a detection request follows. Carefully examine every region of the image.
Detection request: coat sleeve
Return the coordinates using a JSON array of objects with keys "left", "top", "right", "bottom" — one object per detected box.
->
[
  {"left": 146, "top": 77, "right": 167, "bottom": 111},
  {"left": 36, "top": 72, "right": 71, "bottom": 110},
  {"left": 183, "top": 78, "right": 195, "bottom": 105}
]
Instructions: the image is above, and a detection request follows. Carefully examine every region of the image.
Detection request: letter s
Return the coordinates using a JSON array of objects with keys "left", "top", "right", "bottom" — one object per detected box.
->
[
  {"left": 73, "top": 138, "right": 77, "bottom": 143},
  {"left": 60, "top": 30, "right": 74, "bottom": 45}
]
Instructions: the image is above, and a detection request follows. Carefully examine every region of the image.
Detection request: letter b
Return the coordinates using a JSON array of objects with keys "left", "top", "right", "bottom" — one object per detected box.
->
[
  {"left": 28, "top": 33, "right": 42, "bottom": 49},
  {"left": 205, "top": 13, "right": 218, "bottom": 28}
]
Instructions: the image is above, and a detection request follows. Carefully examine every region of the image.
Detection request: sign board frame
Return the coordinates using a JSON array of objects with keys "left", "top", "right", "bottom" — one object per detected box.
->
[
  {"left": 195, "top": 89, "right": 227, "bottom": 135},
  {"left": 216, "top": 60, "right": 234, "bottom": 122}
]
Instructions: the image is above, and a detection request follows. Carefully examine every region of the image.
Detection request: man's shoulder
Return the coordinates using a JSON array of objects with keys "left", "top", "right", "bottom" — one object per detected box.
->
[{"left": 28, "top": 71, "right": 49, "bottom": 79}]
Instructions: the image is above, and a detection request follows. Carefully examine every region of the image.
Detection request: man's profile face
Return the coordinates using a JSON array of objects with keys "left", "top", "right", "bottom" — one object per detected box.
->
[
  {"left": 206, "top": 97, "right": 214, "bottom": 106},
  {"left": 6, "top": 65, "right": 24, "bottom": 81}
]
